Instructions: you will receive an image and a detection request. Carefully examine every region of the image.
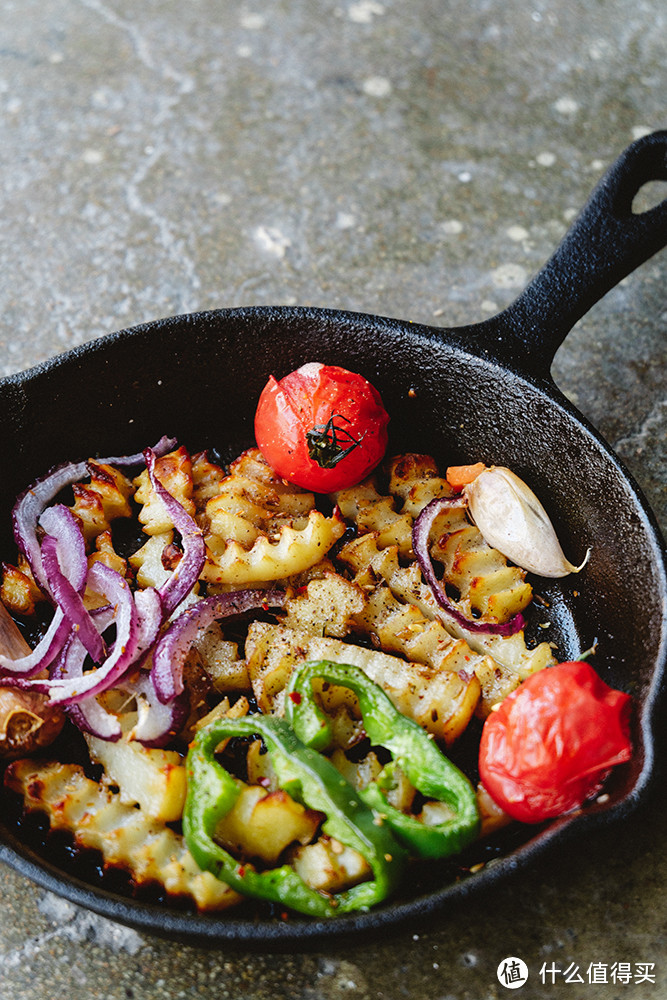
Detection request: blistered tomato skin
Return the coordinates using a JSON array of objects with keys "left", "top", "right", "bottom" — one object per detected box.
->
[
  {"left": 478, "top": 661, "right": 632, "bottom": 824},
  {"left": 254, "top": 362, "right": 390, "bottom": 492}
]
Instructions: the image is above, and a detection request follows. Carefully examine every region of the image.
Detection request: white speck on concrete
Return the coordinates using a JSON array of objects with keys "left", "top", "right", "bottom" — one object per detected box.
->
[
  {"left": 506, "top": 224, "right": 529, "bottom": 242},
  {"left": 348, "top": 1, "right": 385, "bottom": 23},
  {"left": 236, "top": 44, "right": 253, "bottom": 57},
  {"left": 240, "top": 12, "right": 266, "bottom": 30},
  {"left": 553, "top": 96, "right": 579, "bottom": 115},
  {"left": 91, "top": 88, "right": 109, "bottom": 108},
  {"left": 536, "top": 151, "right": 556, "bottom": 167},
  {"left": 254, "top": 225, "right": 291, "bottom": 258},
  {"left": 491, "top": 263, "right": 527, "bottom": 288},
  {"left": 212, "top": 191, "right": 232, "bottom": 207},
  {"left": 335, "top": 211, "right": 356, "bottom": 229},
  {"left": 441, "top": 219, "right": 464, "bottom": 235},
  {"left": 588, "top": 39, "right": 611, "bottom": 60},
  {"left": 315, "top": 957, "right": 367, "bottom": 992},
  {"left": 480, "top": 299, "right": 498, "bottom": 315},
  {"left": 458, "top": 170, "right": 472, "bottom": 183},
  {"left": 631, "top": 124, "right": 653, "bottom": 140},
  {"left": 362, "top": 76, "right": 392, "bottom": 97},
  {"left": 82, "top": 148, "right": 105, "bottom": 164}
]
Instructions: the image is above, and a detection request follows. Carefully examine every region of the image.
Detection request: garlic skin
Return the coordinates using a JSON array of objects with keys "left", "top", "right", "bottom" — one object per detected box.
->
[{"left": 464, "top": 466, "right": 590, "bottom": 578}]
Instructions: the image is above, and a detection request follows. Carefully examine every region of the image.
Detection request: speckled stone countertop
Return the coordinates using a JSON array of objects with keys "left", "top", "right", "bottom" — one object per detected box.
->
[{"left": 1, "top": 2, "right": 665, "bottom": 998}]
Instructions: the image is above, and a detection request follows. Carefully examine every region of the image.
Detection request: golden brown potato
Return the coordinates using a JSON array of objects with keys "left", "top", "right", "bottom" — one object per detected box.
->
[
  {"left": 5, "top": 758, "right": 240, "bottom": 911},
  {"left": 214, "top": 783, "right": 323, "bottom": 864},
  {"left": 1, "top": 558, "right": 46, "bottom": 617}
]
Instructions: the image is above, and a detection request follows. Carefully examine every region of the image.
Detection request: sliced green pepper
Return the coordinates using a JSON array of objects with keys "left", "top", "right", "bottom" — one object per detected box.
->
[
  {"left": 284, "top": 660, "right": 480, "bottom": 859},
  {"left": 183, "top": 713, "right": 406, "bottom": 918}
]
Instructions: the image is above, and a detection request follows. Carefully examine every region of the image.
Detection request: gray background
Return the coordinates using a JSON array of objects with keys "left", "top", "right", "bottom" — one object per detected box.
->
[{"left": 0, "top": 2, "right": 665, "bottom": 998}]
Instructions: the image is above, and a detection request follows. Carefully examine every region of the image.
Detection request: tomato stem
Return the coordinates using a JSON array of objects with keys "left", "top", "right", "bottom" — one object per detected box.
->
[{"left": 305, "top": 412, "right": 365, "bottom": 469}]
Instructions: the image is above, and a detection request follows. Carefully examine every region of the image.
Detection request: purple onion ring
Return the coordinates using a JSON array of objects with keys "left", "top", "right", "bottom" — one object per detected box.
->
[
  {"left": 412, "top": 497, "right": 526, "bottom": 637},
  {"left": 144, "top": 447, "right": 206, "bottom": 620},
  {"left": 151, "top": 588, "right": 287, "bottom": 704},
  {"left": 12, "top": 436, "right": 176, "bottom": 596},
  {"left": 40, "top": 534, "right": 106, "bottom": 665}
]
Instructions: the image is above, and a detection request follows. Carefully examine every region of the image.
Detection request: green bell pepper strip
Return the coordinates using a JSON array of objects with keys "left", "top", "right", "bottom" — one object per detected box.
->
[
  {"left": 183, "top": 713, "right": 406, "bottom": 918},
  {"left": 284, "top": 660, "right": 480, "bottom": 859}
]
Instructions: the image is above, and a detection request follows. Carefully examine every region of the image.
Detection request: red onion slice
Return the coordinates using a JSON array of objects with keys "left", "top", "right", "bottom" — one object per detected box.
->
[
  {"left": 51, "top": 632, "right": 123, "bottom": 742},
  {"left": 38, "top": 504, "right": 89, "bottom": 595},
  {"left": 144, "top": 448, "right": 206, "bottom": 619},
  {"left": 412, "top": 497, "right": 526, "bottom": 637},
  {"left": 0, "top": 606, "right": 71, "bottom": 677},
  {"left": 40, "top": 534, "right": 106, "bottom": 664},
  {"left": 53, "top": 593, "right": 162, "bottom": 744},
  {"left": 151, "top": 589, "right": 287, "bottom": 704},
  {"left": 134, "top": 586, "right": 163, "bottom": 652},
  {"left": 0, "top": 504, "right": 110, "bottom": 678},
  {"left": 124, "top": 671, "right": 190, "bottom": 748},
  {"left": 41, "top": 562, "right": 138, "bottom": 705},
  {"left": 12, "top": 436, "right": 176, "bottom": 595},
  {"left": 5, "top": 591, "right": 115, "bottom": 687},
  {"left": 65, "top": 673, "right": 188, "bottom": 747},
  {"left": 67, "top": 698, "right": 123, "bottom": 741},
  {"left": 70, "top": 670, "right": 189, "bottom": 748},
  {"left": 103, "top": 436, "right": 178, "bottom": 467}
]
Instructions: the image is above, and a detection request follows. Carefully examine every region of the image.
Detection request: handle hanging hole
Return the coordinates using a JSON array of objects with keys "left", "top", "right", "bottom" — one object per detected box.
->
[{"left": 631, "top": 180, "right": 667, "bottom": 214}]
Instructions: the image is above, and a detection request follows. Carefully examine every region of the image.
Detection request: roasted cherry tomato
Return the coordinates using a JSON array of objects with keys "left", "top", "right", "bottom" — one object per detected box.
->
[
  {"left": 254, "top": 362, "right": 390, "bottom": 492},
  {"left": 478, "top": 661, "right": 632, "bottom": 824}
]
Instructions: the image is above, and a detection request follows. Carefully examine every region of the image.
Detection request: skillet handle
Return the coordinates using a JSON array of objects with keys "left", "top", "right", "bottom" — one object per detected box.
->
[{"left": 485, "top": 130, "right": 667, "bottom": 375}]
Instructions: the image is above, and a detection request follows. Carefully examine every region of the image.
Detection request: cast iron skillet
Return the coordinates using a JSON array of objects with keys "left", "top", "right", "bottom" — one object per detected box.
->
[{"left": 0, "top": 132, "right": 665, "bottom": 949}]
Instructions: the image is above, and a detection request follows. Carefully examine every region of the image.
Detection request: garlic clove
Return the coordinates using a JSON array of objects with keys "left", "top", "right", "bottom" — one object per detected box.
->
[{"left": 464, "top": 466, "right": 590, "bottom": 578}]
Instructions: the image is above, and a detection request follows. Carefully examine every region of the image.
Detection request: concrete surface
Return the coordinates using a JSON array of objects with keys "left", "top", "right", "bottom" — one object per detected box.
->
[{"left": 0, "top": 1, "right": 665, "bottom": 998}]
